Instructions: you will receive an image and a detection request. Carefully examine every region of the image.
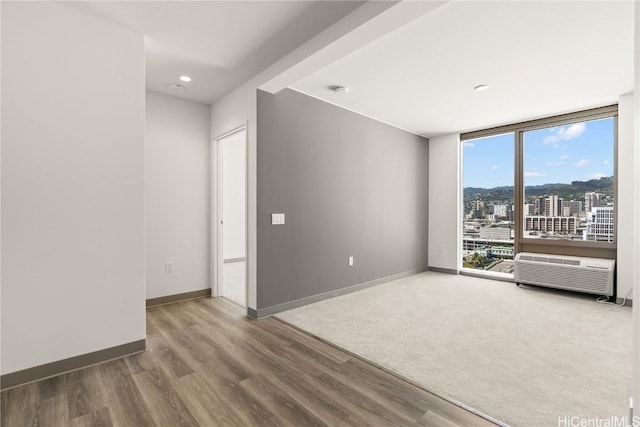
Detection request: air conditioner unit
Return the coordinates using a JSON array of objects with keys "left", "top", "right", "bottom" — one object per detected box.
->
[{"left": 514, "top": 252, "right": 615, "bottom": 296}]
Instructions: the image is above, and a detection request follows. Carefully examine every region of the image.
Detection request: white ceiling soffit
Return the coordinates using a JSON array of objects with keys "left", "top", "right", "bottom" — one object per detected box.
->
[
  {"left": 259, "top": 1, "right": 447, "bottom": 94},
  {"left": 67, "top": 1, "right": 363, "bottom": 105},
  {"left": 290, "top": 1, "right": 635, "bottom": 137}
]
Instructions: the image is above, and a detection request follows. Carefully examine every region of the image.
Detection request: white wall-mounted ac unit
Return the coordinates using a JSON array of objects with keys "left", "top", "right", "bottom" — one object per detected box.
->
[{"left": 514, "top": 252, "right": 615, "bottom": 296}]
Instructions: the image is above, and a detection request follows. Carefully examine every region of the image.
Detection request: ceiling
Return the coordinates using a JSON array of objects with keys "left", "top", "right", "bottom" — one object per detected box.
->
[
  {"left": 66, "top": 1, "right": 634, "bottom": 134},
  {"left": 68, "top": 1, "right": 363, "bottom": 105},
  {"left": 290, "top": 1, "right": 635, "bottom": 137}
]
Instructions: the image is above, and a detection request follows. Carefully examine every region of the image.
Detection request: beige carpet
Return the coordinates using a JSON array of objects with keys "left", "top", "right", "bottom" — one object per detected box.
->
[{"left": 276, "top": 272, "right": 632, "bottom": 427}]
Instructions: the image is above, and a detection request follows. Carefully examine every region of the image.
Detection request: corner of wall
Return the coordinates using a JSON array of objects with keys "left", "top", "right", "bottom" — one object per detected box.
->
[
  {"left": 428, "top": 133, "right": 461, "bottom": 272},
  {"left": 145, "top": 91, "right": 212, "bottom": 300},
  {"left": 617, "top": 93, "right": 635, "bottom": 301}
]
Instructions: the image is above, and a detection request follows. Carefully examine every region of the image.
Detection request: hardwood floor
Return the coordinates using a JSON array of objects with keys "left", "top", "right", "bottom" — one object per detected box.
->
[{"left": 1, "top": 297, "right": 496, "bottom": 426}]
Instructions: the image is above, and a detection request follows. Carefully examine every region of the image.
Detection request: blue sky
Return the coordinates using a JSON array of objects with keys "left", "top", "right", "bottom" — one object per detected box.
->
[{"left": 462, "top": 117, "right": 614, "bottom": 189}]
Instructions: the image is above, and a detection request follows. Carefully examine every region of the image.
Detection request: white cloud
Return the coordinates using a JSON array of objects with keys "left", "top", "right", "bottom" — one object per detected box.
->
[
  {"left": 490, "top": 165, "right": 500, "bottom": 170},
  {"left": 603, "top": 160, "right": 609, "bottom": 165},
  {"left": 524, "top": 171, "right": 546, "bottom": 178},
  {"left": 560, "top": 154, "right": 569, "bottom": 160},
  {"left": 573, "top": 158, "right": 590, "bottom": 168},
  {"left": 463, "top": 141, "right": 475, "bottom": 148},
  {"left": 543, "top": 122, "right": 586, "bottom": 144},
  {"left": 564, "top": 123, "right": 586, "bottom": 138},
  {"left": 587, "top": 173, "right": 608, "bottom": 180}
]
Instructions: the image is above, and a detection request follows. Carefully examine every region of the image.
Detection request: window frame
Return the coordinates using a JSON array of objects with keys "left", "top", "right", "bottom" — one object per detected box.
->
[{"left": 461, "top": 105, "right": 617, "bottom": 261}]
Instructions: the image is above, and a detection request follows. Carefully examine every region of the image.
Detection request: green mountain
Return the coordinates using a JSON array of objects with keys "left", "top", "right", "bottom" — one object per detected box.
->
[{"left": 464, "top": 176, "right": 613, "bottom": 203}]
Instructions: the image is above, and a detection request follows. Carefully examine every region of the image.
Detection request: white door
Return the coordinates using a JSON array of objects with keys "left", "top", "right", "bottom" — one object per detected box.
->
[{"left": 217, "top": 128, "right": 247, "bottom": 306}]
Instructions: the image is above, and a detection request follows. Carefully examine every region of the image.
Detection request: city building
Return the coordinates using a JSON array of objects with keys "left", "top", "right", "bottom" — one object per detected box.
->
[
  {"left": 585, "top": 192, "right": 603, "bottom": 213},
  {"left": 567, "top": 200, "right": 583, "bottom": 216},
  {"left": 464, "top": 246, "right": 514, "bottom": 259},
  {"left": 524, "top": 216, "right": 578, "bottom": 234},
  {"left": 471, "top": 200, "right": 485, "bottom": 210},
  {"left": 585, "top": 206, "right": 615, "bottom": 242},
  {"left": 532, "top": 196, "right": 545, "bottom": 216},
  {"left": 487, "top": 246, "right": 514, "bottom": 258},
  {"left": 544, "top": 195, "right": 563, "bottom": 217},
  {"left": 492, "top": 204, "right": 509, "bottom": 217},
  {"left": 470, "top": 200, "right": 487, "bottom": 218},
  {"left": 479, "top": 226, "right": 512, "bottom": 240}
]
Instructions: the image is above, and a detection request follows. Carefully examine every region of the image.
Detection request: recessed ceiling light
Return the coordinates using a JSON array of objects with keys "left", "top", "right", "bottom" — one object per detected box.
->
[
  {"left": 179, "top": 75, "right": 191, "bottom": 82},
  {"left": 166, "top": 83, "right": 185, "bottom": 92},
  {"left": 474, "top": 84, "right": 489, "bottom": 91},
  {"left": 330, "top": 85, "right": 349, "bottom": 95}
]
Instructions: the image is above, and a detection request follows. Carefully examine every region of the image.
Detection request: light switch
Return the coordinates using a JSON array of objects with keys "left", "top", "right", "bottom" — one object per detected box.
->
[{"left": 272, "top": 213, "right": 285, "bottom": 225}]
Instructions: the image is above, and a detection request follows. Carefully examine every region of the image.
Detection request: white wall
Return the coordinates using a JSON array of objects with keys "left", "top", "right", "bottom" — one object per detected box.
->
[
  {"left": 617, "top": 93, "right": 635, "bottom": 302},
  {"left": 1, "top": 2, "right": 145, "bottom": 374},
  {"left": 221, "top": 130, "right": 246, "bottom": 260},
  {"left": 145, "top": 91, "right": 211, "bottom": 299},
  {"left": 428, "top": 134, "right": 461, "bottom": 271}
]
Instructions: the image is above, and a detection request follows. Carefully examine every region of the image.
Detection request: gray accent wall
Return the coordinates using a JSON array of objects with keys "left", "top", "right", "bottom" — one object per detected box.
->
[{"left": 256, "top": 89, "right": 429, "bottom": 310}]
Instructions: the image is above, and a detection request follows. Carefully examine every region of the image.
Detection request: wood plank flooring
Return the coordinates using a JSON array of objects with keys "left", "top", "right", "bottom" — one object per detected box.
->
[{"left": 1, "top": 297, "right": 496, "bottom": 426}]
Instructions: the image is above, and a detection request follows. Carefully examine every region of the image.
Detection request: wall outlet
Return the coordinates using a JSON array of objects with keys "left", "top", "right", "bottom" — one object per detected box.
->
[
  {"left": 165, "top": 262, "right": 173, "bottom": 273},
  {"left": 348, "top": 256, "right": 354, "bottom": 266}
]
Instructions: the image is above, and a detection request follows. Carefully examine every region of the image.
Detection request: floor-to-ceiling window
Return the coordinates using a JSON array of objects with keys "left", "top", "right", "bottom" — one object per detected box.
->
[
  {"left": 461, "top": 132, "right": 515, "bottom": 275},
  {"left": 461, "top": 105, "right": 617, "bottom": 276},
  {"left": 521, "top": 117, "right": 615, "bottom": 243}
]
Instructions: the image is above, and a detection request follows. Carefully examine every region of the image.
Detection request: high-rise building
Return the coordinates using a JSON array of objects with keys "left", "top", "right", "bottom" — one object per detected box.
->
[
  {"left": 470, "top": 199, "right": 486, "bottom": 219},
  {"left": 532, "top": 196, "right": 545, "bottom": 216},
  {"left": 471, "top": 200, "right": 485, "bottom": 210},
  {"left": 469, "top": 200, "right": 487, "bottom": 218},
  {"left": 492, "top": 204, "right": 508, "bottom": 217},
  {"left": 544, "top": 195, "right": 563, "bottom": 217},
  {"left": 585, "top": 206, "right": 614, "bottom": 242},
  {"left": 567, "top": 200, "right": 583, "bottom": 216},
  {"left": 585, "top": 192, "right": 602, "bottom": 213}
]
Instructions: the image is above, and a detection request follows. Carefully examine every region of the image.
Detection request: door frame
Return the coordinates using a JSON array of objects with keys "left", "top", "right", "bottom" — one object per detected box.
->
[{"left": 211, "top": 124, "right": 248, "bottom": 307}]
